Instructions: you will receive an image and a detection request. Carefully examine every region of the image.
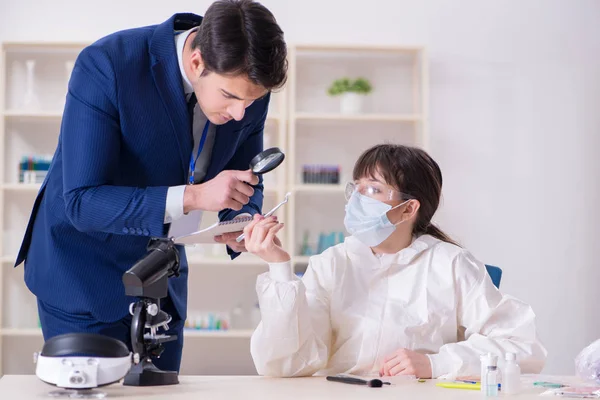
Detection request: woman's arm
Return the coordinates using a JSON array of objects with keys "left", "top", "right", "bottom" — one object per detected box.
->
[
  {"left": 244, "top": 216, "right": 333, "bottom": 377},
  {"left": 427, "top": 251, "right": 547, "bottom": 379}
]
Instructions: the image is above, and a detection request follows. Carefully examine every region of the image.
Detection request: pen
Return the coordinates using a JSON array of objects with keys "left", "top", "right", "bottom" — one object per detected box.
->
[
  {"left": 326, "top": 375, "right": 390, "bottom": 388},
  {"left": 534, "top": 381, "right": 565, "bottom": 388},
  {"left": 235, "top": 192, "right": 291, "bottom": 243},
  {"left": 555, "top": 392, "right": 597, "bottom": 399}
]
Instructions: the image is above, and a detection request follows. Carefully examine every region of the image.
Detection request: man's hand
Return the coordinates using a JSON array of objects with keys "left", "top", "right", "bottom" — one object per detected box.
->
[
  {"left": 379, "top": 348, "right": 432, "bottom": 378},
  {"left": 183, "top": 169, "right": 259, "bottom": 213},
  {"left": 214, "top": 231, "right": 247, "bottom": 253}
]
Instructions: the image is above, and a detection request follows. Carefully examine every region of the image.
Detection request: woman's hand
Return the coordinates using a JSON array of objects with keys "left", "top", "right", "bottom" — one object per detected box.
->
[
  {"left": 379, "top": 348, "right": 432, "bottom": 378},
  {"left": 244, "top": 214, "right": 290, "bottom": 263}
]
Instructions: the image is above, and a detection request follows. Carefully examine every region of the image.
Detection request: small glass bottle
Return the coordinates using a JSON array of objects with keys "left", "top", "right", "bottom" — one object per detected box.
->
[
  {"left": 250, "top": 302, "right": 262, "bottom": 328},
  {"left": 486, "top": 365, "right": 499, "bottom": 397},
  {"left": 22, "top": 59, "right": 41, "bottom": 110},
  {"left": 230, "top": 303, "right": 245, "bottom": 329},
  {"left": 481, "top": 353, "right": 498, "bottom": 393}
]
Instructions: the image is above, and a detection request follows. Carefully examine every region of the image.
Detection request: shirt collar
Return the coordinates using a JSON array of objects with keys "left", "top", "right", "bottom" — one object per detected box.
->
[{"left": 175, "top": 27, "right": 198, "bottom": 96}]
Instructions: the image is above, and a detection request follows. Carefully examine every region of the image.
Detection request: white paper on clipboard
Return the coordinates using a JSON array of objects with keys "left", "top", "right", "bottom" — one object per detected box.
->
[
  {"left": 173, "top": 192, "right": 291, "bottom": 246},
  {"left": 173, "top": 216, "right": 253, "bottom": 245}
]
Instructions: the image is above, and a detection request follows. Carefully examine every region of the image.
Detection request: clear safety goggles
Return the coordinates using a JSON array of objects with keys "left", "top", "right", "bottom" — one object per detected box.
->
[{"left": 344, "top": 181, "right": 412, "bottom": 202}]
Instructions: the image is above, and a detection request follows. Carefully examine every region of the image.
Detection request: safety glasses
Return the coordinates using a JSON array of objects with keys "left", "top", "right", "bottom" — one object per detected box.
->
[{"left": 345, "top": 181, "right": 412, "bottom": 202}]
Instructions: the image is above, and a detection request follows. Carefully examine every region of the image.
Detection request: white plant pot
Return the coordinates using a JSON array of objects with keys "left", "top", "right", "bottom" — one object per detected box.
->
[{"left": 339, "top": 92, "right": 363, "bottom": 114}]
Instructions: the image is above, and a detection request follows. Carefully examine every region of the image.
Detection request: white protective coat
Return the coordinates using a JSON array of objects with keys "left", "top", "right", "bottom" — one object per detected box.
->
[{"left": 250, "top": 235, "right": 547, "bottom": 378}]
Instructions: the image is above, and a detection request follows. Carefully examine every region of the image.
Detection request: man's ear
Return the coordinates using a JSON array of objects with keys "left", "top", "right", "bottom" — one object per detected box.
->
[{"left": 189, "top": 49, "right": 205, "bottom": 78}]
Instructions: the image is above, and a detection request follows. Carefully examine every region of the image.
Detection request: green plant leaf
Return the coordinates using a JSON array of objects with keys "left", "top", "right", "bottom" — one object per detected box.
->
[{"left": 327, "top": 77, "right": 372, "bottom": 96}]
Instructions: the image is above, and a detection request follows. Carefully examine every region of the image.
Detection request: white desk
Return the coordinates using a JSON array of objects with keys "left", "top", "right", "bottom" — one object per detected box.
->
[{"left": 0, "top": 375, "right": 576, "bottom": 399}]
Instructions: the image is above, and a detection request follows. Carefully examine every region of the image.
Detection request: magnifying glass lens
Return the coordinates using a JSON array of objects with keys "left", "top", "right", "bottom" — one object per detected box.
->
[
  {"left": 254, "top": 154, "right": 281, "bottom": 172},
  {"left": 250, "top": 147, "right": 285, "bottom": 175}
]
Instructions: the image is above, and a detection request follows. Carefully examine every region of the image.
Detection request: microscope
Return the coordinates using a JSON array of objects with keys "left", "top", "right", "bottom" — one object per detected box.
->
[
  {"left": 120, "top": 147, "right": 286, "bottom": 386},
  {"left": 121, "top": 237, "right": 181, "bottom": 386}
]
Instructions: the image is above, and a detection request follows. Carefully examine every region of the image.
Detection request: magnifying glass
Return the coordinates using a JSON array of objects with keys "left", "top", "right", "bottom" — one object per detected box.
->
[
  {"left": 234, "top": 147, "right": 285, "bottom": 243},
  {"left": 249, "top": 147, "right": 285, "bottom": 175}
]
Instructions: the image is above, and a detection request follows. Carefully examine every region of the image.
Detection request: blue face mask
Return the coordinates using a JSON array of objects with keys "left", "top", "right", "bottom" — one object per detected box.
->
[{"left": 343, "top": 191, "right": 409, "bottom": 247}]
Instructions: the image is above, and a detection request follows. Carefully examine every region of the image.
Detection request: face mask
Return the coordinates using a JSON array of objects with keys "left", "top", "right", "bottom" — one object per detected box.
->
[{"left": 343, "top": 191, "right": 409, "bottom": 247}]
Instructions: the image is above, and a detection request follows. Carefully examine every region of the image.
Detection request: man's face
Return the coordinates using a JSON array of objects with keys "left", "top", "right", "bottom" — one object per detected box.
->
[
  {"left": 193, "top": 70, "right": 268, "bottom": 125},
  {"left": 186, "top": 40, "right": 268, "bottom": 125}
]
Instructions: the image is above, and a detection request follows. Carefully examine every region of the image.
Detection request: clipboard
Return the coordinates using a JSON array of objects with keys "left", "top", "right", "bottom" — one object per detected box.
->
[
  {"left": 173, "top": 217, "right": 253, "bottom": 245},
  {"left": 173, "top": 192, "right": 291, "bottom": 245}
]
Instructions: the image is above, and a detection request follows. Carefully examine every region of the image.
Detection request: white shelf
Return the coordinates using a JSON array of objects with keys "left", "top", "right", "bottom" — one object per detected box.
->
[
  {"left": 293, "top": 256, "right": 311, "bottom": 264},
  {"left": 292, "top": 184, "right": 345, "bottom": 193},
  {"left": 3, "top": 111, "right": 281, "bottom": 122},
  {"left": 294, "top": 44, "right": 423, "bottom": 53},
  {"left": 3, "top": 253, "right": 267, "bottom": 266},
  {"left": 3, "top": 110, "right": 63, "bottom": 119},
  {"left": 293, "top": 113, "right": 422, "bottom": 122},
  {"left": 186, "top": 253, "right": 266, "bottom": 266},
  {"left": 0, "top": 184, "right": 277, "bottom": 197},
  {"left": 1, "top": 184, "right": 278, "bottom": 194},
  {"left": 3, "top": 42, "right": 87, "bottom": 51},
  {"left": 0, "top": 328, "right": 42, "bottom": 337},
  {"left": 183, "top": 329, "right": 253, "bottom": 338},
  {"left": 2, "top": 183, "right": 42, "bottom": 192},
  {"left": 0, "top": 328, "right": 254, "bottom": 338}
]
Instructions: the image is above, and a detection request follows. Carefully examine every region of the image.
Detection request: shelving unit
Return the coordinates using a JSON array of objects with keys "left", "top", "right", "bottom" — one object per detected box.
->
[
  {"left": 286, "top": 44, "right": 428, "bottom": 266},
  {"left": 0, "top": 41, "right": 427, "bottom": 376}
]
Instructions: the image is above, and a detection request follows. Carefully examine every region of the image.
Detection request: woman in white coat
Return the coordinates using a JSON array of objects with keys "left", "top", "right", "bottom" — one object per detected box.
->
[{"left": 242, "top": 144, "right": 547, "bottom": 379}]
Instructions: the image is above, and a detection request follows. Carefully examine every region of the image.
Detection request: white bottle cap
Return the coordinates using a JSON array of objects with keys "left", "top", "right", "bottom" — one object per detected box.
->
[
  {"left": 505, "top": 352, "right": 516, "bottom": 361},
  {"left": 480, "top": 352, "right": 498, "bottom": 366}
]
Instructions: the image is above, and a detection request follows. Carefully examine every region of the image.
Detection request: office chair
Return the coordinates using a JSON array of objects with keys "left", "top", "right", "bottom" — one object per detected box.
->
[{"left": 485, "top": 265, "right": 502, "bottom": 289}]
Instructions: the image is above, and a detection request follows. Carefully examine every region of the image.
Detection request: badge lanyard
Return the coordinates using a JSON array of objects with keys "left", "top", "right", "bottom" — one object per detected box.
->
[{"left": 188, "top": 120, "right": 210, "bottom": 185}]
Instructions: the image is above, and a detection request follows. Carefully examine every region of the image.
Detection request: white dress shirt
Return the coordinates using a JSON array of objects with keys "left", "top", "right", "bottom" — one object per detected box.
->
[{"left": 164, "top": 27, "right": 217, "bottom": 226}]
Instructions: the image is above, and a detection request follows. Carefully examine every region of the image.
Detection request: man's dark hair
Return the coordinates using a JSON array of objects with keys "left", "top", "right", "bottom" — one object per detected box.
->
[{"left": 192, "top": 0, "right": 287, "bottom": 91}]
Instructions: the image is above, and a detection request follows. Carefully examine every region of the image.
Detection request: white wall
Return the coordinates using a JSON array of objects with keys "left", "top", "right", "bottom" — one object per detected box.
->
[{"left": 1, "top": 0, "right": 599, "bottom": 375}]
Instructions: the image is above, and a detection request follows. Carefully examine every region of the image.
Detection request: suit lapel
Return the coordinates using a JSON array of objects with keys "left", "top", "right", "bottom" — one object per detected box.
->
[{"left": 149, "top": 13, "right": 202, "bottom": 179}]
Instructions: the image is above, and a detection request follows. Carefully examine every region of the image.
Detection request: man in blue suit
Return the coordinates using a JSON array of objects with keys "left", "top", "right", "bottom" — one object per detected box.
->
[{"left": 14, "top": 0, "right": 287, "bottom": 372}]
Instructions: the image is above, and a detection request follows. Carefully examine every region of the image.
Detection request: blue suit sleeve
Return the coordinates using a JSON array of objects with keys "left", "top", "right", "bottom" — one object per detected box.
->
[{"left": 61, "top": 46, "right": 169, "bottom": 237}]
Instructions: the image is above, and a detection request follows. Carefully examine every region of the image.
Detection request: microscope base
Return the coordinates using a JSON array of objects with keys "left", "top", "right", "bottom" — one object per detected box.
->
[{"left": 122, "top": 358, "right": 179, "bottom": 386}]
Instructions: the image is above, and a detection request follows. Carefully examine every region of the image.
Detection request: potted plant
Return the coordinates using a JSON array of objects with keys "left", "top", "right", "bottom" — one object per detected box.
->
[{"left": 327, "top": 77, "right": 373, "bottom": 114}]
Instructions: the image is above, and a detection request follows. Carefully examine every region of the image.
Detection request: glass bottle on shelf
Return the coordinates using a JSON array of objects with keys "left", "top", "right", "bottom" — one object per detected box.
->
[
  {"left": 22, "top": 59, "right": 41, "bottom": 111},
  {"left": 9, "top": 60, "right": 25, "bottom": 110},
  {"left": 57, "top": 60, "right": 75, "bottom": 112},
  {"left": 230, "top": 303, "right": 245, "bottom": 329}
]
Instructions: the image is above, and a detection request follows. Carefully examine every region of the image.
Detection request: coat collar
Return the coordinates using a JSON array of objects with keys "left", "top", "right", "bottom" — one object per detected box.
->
[{"left": 345, "top": 234, "right": 440, "bottom": 269}]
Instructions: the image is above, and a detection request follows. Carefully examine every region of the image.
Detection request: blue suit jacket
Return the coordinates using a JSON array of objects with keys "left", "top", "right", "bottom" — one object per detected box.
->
[{"left": 15, "top": 13, "right": 266, "bottom": 323}]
